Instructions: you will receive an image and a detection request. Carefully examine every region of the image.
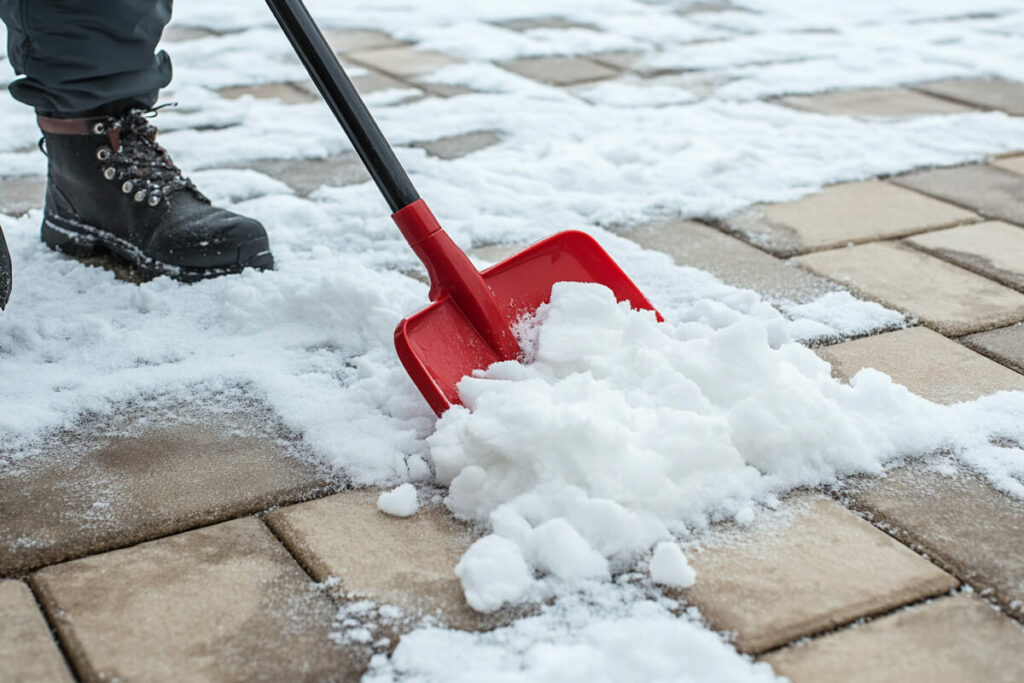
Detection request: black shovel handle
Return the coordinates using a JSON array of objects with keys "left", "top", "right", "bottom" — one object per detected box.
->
[{"left": 266, "top": 0, "right": 419, "bottom": 212}]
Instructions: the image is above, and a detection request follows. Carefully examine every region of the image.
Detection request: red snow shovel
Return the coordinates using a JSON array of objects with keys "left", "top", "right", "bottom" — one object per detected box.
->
[{"left": 268, "top": 0, "right": 661, "bottom": 415}]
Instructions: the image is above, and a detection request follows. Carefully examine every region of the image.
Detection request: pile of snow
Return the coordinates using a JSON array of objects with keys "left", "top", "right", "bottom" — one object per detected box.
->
[
  {"left": 378, "top": 483, "right": 419, "bottom": 517},
  {"left": 430, "top": 283, "right": 1024, "bottom": 611}
]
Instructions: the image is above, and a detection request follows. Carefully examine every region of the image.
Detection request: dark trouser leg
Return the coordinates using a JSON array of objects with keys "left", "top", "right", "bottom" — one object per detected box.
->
[{"left": 0, "top": 0, "right": 173, "bottom": 116}]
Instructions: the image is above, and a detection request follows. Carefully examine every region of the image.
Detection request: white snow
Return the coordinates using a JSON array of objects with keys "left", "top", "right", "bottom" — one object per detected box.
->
[
  {"left": 378, "top": 484, "right": 419, "bottom": 517},
  {"left": 649, "top": 543, "right": 697, "bottom": 589}
]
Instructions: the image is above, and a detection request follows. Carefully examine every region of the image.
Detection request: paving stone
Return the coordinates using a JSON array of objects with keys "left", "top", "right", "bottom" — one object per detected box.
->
[
  {"left": 242, "top": 155, "right": 370, "bottom": 196},
  {"left": 0, "top": 405, "right": 331, "bottom": 576},
  {"left": 962, "top": 323, "right": 1024, "bottom": 374},
  {"left": 499, "top": 56, "right": 619, "bottom": 86},
  {"left": 266, "top": 489, "right": 506, "bottom": 631},
  {"left": 347, "top": 46, "right": 462, "bottom": 79},
  {"left": 162, "top": 26, "right": 217, "bottom": 42},
  {"left": 411, "top": 130, "right": 502, "bottom": 160},
  {"left": 0, "top": 580, "right": 74, "bottom": 682},
  {"left": 676, "top": 496, "right": 957, "bottom": 654},
  {"left": 763, "top": 594, "right": 1024, "bottom": 683},
  {"left": 778, "top": 87, "right": 975, "bottom": 117},
  {"left": 619, "top": 217, "right": 836, "bottom": 303},
  {"left": 991, "top": 154, "right": 1024, "bottom": 177},
  {"left": 907, "top": 221, "right": 1024, "bottom": 291},
  {"left": 727, "top": 180, "right": 977, "bottom": 256},
  {"left": 493, "top": 17, "right": 598, "bottom": 31},
  {"left": 914, "top": 77, "right": 1024, "bottom": 116},
  {"left": 795, "top": 241, "right": 1024, "bottom": 336},
  {"left": 0, "top": 174, "right": 46, "bottom": 216},
  {"left": 217, "top": 82, "right": 317, "bottom": 104},
  {"left": 844, "top": 464, "right": 1024, "bottom": 620},
  {"left": 31, "top": 517, "right": 362, "bottom": 682},
  {"left": 892, "top": 164, "right": 1024, "bottom": 226},
  {"left": 323, "top": 28, "right": 404, "bottom": 53},
  {"left": 292, "top": 68, "right": 415, "bottom": 98},
  {"left": 817, "top": 326, "right": 1024, "bottom": 404},
  {"left": 590, "top": 51, "right": 645, "bottom": 72},
  {"left": 414, "top": 81, "right": 477, "bottom": 98},
  {"left": 468, "top": 243, "right": 527, "bottom": 264}
]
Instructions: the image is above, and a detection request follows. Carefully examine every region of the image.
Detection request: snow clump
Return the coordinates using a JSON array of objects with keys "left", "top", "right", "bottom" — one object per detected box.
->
[{"left": 377, "top": 484, "right": 419, "bottom": 518}]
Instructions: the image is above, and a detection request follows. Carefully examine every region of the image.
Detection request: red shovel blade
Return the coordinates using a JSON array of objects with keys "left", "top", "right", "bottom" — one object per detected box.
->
[{"left": 395, "top": 230, "right": 660, "bottom": 415}]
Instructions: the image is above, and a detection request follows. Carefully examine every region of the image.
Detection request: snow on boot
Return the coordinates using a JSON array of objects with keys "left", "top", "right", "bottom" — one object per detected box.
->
[
  {"left": 0, "top": 225, "right": 10, "bottom": 310},
  {"left": 38, "top": 108, "right": 273, "bottom": 282}
]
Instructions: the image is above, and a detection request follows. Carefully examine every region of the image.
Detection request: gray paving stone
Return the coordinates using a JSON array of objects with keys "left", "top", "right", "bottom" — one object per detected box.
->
[
  {"left": 619, "top": 217, "right": 836, "bottom": 303},
  {"left": 292, "top": 68, "right": 416, "bottom": 99},
  {"left": 0, "top": 404, "right": 331, "bottom": 576},
  {"left": 892, "top": 164, "right": 1024, "bottom": 226},
  {"left": 589, "top": 51, "right": 645, "bottom": 71},
  {"left": 778, "top": 87, "right": 975, "bottom": 117},
  {"left": 0, "top": 580, "right": 74, "bottom": 682},
  {"left": 241, "top": 155, "right": 370, "bottom": 196},
  {"left": 411, "top": 130, "right": 502, "bottom": 160},
  {"left": 493, "top": 17, "right": 598, "bottom": 31},
  {"left": 907, "top": 221, "right": 1024, "bottom": 291},
  {"left": 677, "top": 496, "right": 957, "bottom": 654},
  {"left": 991, "top": 154, "right": 1024, "bottom": 176},
  {"left": 413, "top": 81, "right": 477, "bottom": 98},
  {"left": 796, "top": 241, "right": 1024, "bottom": 336},
  {"left": 217, "top": 82, "right": 317, "bottom": 104},
  {"left": 347, "top": 46, "right": 462, "bottom": 79},
  {"left": 323, "top": 28, "right": 404, "bottom": 53},
  {"left": 727, "top": 180, "right": 977, "bottom": 257},
  {"left": 0, "top": 175, "right": 46, "bottom": 216},
  {"left": 763, "top": 594, "right": 1024, "bottom": 683},
  {"left": 31, "top": 517, "right": 363, "bottom": 682},
  {"left": 817, "top": 326, "right": 1024, "bottom": 404},
  {"left": 162, "top": 26, "right": 217, "bottom": 42},
  {"left": 962, "top": 323, "right": 1024, "bottom": 374},
  {"left": 914, "top": 77, "right": 1024, "bottom": 116},
  {"left": 500, "top": 56, "right": 619, "bottom": 86},
  {"left": 845, "top": 464, "right": 1024, "bottom": 620}
]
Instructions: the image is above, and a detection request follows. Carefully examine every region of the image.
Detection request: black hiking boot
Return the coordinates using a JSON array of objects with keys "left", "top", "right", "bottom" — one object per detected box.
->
[
  {"left": 38, "top": 108, "right": 273, "bottom": 282},
  {"left": 0, "top": 225, "right": 10, "bottom": 310}
]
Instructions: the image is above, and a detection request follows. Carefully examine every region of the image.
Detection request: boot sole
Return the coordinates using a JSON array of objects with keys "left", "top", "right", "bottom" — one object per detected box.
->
[{"left": 42, "top": 213, "right": 274, "bottom": 283}]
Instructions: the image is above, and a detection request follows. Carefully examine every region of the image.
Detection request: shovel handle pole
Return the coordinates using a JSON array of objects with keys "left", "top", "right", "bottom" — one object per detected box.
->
[{"left": 265, "top": 0, "right": 418, "bottom": 212}]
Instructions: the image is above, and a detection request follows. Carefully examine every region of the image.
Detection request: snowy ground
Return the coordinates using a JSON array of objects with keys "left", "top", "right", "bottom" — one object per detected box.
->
[{"left": 2, "top": 1, "right": 1024, "bottom": 681}]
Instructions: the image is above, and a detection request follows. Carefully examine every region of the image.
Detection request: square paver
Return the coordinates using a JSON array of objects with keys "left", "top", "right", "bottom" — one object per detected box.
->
[
  {"left": 323, "top": 29, "right": 404, "bottom": 53},
  {"left": 676, "top": 496, "right": 957, "bottom": 654},
  {"left": 266, "top": 490, "right": 506, "bottom": 631},
  {"left": 241, "top": 155, "right": 370, "bottom": 196},
  {"left": 347, "top": 46, "right": 462, "bottom": 79},
  {"left": 816, "top": 326, "right": 1024, "bottom": 404},
  {"left": 846, "top": 464, "right": 1024, "bottom": 620},
  {"left": 499, "top": 56, "right": 619, "bottom": 86},
  {"left": 217, "top": 83, "right": 318, "bottom": 104},
  {"left": 1, "top": 408, "right": 331, "bottom": 576},
  {"left": 763, "top": 594, "right": 1024, "bottom": 683},
  {"left": 411, "top": 130, "right": 502, "bottom": 160},
  {"left": 619, "top": 217, "right": 836, "bottom": 303},
  {"left": 907, "top": 221, "right": 1024, "bottom": 291},
  {"left": 892, "top": 164, "right": 1024, "bottom": 226},
  {"left": 0, "top": 580, "right": 74, "bottom": 682},
  {"left": 31, "top": 517, "right": 363, "bottom": 682},
  {"left": 778, "top": 87, "right": 976, "bottom": 117},
  {"left": 727, "top": 180, "right": 977, "bottom": 257},
  {"left": 795, "top": 241, "right": 1024, "bottom": 336},
  {"left": 963, "top": 323, "right": 1024, "bottom": 374},
  {"left": 0, "top": 174, "right": 46, "bottom": 216},
  {"left": 914, "top": 77, "right": 1024, "bottom": 116}
]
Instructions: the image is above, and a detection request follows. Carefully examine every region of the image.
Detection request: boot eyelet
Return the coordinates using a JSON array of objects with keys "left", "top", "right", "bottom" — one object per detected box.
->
[
  {"left": 103, "top": 167, "right": 116, "bottom": 181},
  {"left": 92, "top": 122, "right": 105, "bottom": 135},
  {"left": 122, "top": 181, "right": 134, "bottom": 194},
  {"left": 96, "top": 147, "right": 112, "bottom": 161},
  {"left": 134, "top": 190, "right": 147, "bottom": 203},
  {"left": 147, "top": 194, "right": 161, "bottom": 207}
]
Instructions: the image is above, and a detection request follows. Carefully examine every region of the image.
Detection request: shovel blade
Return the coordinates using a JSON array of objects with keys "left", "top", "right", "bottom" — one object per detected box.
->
[{"left": 395, "top": 230, "right": 658, "bottom": 415}]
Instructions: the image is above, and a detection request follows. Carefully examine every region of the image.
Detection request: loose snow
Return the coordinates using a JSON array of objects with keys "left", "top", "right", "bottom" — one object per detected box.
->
[
  {"left": 649, "top": 543, "right": 697, "bottom": 589},
  {"left": 378, "top": 483, "right": 419, "bottom": 517}
]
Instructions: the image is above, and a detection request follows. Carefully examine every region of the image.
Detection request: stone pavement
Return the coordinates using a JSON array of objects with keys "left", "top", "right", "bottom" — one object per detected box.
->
[{"left": 3, "top": 13, "right": 1024, "bottom": 683}]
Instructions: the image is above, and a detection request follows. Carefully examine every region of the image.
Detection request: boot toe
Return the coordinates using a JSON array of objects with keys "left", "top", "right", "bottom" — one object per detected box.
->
[{"left": 152, "top": 206, "right": 273, "bottom": 272}]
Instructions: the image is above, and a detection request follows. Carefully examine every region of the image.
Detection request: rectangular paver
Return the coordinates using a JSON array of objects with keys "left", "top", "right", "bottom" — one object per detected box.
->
[
  {"left": 991, "top": 153, "right": 1024, "bottom": 176},
  {"left": 962, "top": 323, "right": 1024, "bottom": 374},
  {"left": 0, "top": 580, "right": 74, "bottom": 682},
  {"left": 323, "top": 29, "right": 404, "bottom": 53},
  {"left": 217, "top": 83, "right": 317, "bottom": 104},
  {"left": 892, "top": 164, "right": 1024, "bottom": 226},
  {"left": 763, "top": 594, "right": 1024, "bottom": 683},
  {"left": 914, "top": 77, "right": 1024, "bottom": 116},
  {"left": 31, "top": 517, "right": 362, "bottom": 682},
  {"left": 778, "top": 87, "right": 975, "bottom": 117},
  {"left": 241, "top": 155, "right": 370, "bottom": 196},
  {"left": 347, "top": 46, "right": 462, "bottom": 79},
  {"left": 796, "top": 241, "right": 1024, "bottom": 336},
  {"left": 816, "top": 326, "right": 1024, "bottom": 404},
  {"left": 906, "top": 221, "right": 1024, "bottom": 291},
  {"left": 411, "top": 130, "right": 502, "bottom": 160},
  {"left": 727, "top": 180, "right": 976, "bottom": 256},
  {"left": 0, "top": 175, "right": 46, "bottom": 216},
  {"left": 499, "top": 56, "right": 619, "bottom": 86},
  {"left": 677, "top": 496, "right": 957, "bottom": 654}
]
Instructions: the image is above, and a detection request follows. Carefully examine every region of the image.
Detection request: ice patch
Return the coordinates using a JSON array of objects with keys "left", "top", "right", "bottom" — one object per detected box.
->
[{"left": 378, "top": 483, "right": 419, "bottom": 517}]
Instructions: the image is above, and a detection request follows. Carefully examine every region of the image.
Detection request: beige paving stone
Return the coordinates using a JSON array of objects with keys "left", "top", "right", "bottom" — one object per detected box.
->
[
  {"left": 0, "top": 174, "right": 45, "bottom": 216},
  {"left": 0, "top": 580, "right": 74, "bottom": 682},
  {"left": 845, "top": 464, "right": 1024, "bottom": 620},
  {"left": 619, "top": 217, "right": 836, "bottom": 303},
  {"left": 217, "top": 82, "right": 317, "bottom": 104},
  {"left": 677, "top": 496, "right": 957, "bottom": 654},
  {"left": 962, "top": 323, "right": 1024, "bottom": 374},
  {"left": 500, "top": 56, "right": 619, "bottom": 86},
  {"left": 816, "top": 326, "right": 1024, "bottom": 404},
  {"left": 0, "top": 405, "right": 330, "bottom": 576},
  {"left": 763, "top": 594, "right": 1024, "bottom": 683},
  {"left": 728, "top": 180, "right": 976, "bottom": 256},
  {"left": 590, "top": 51, "right": 645, "bottom": 71},
  {"left": 266, "top": 489, "right": 508, "bottom": 631},
  {"left": 778, "top": 87, "right": 975, "bottom": 117},
  {"left": 892, "top": 164, "right": 1024, "bottom": 226},
  {"left": 493, "top": 17, "right": 598, "bottom": 31},
  {"left": 914, "top": 77, "right": 1024, "bottom": 116},
  {"left": 292, "top": 68, "right": 415, "bottom": 98},
  {"left": 31, "top": 517, "right": 362, "bottom": 682},
  {"left": 242, "top": 155, "right": 370, "bottom": 196},
  {"left": 795, "top": 241, "right": 1024, "bottom": 336},
  {"left": 347, "top": 46, "right": 462, "bottom": 79},
  {"left": 323, "top": 28, "right": 404, "bottom": 53},
  {"left": 414, "top": 81, "right": 477, "bottom": 98},
  {"left": 411, "top": 130, "right": 502, "bottom": 160},
  {"left": 991, "top": 153, "right": 1024, "bottom": 176},
  {"left": 907, "top": 221, "right": 1024, "bottom": 291}
]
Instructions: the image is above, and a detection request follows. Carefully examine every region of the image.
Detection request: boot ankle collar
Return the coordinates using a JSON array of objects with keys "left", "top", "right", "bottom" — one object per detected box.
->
[{"left": 37, "top": 114, "right": 110, "bottom": 137}]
